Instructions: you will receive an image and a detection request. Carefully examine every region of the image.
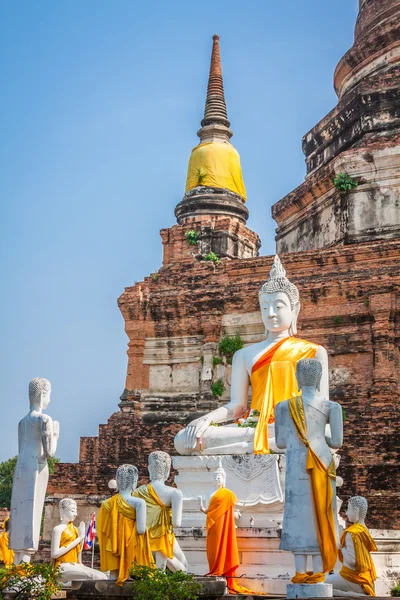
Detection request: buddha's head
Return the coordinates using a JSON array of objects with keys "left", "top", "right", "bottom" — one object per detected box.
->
[
  {"left": 148, "top": 451, "right": 171, "bottom": 482},
  {"left": 29, "top": 378, "right": 51, "bottom": 410},
  {"left": 347, "top": 496, "right": 368, "bottom": 524},
  {"left": 259, "top": 255, "right": 300, "bottom": 337},
  {"left": 213, "top": 467, "right": 226, "bottom": 490},
  {"left": 59, "top": 498, "right": 78, "bottom": 524},
  {"left": 296, "top": 359, "right": 323, "bottom": 392},
  {"left": 116, "top": 464, "right": 138, "bottom": 493}
]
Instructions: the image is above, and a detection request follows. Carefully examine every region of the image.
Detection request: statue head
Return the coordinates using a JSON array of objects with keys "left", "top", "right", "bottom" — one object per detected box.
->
[
  {"left": 347, "top": 496, "right": 368, "bottom": 523},
  {"left": 148, "top": 451, "right": 171, "bottom": 482},
  {"left": 29, "top": 378, "right": 51, "bottom": 410},
  {"left": 259, "top": 256, "right": 300, "bottom": 337},
  {"left": 59, "top": 498, "right": 78, "bottom": 523},
  {"left": 116, "top": 464, "right": 138, "bottom": 493},
  {"left": 213, "top": 459, "right": 226, "bottom": 489},
  {"left": 296, "top": 359, "right": 322, "bottom": 392}
]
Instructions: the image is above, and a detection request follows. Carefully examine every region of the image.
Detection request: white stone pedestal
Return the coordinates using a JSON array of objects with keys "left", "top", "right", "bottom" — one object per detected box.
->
[
  {"left": 287, "top": 583, "right": 333, "bottom": 598},
  {"left": 172, "top": 454, "right": 285, "bottom": 527}
]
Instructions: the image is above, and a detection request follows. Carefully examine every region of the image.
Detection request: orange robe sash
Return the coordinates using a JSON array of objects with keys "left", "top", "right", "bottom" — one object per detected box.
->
[
  {"left": 132, "top": 484, "right": 175, "bottom": 559},
  {"left": 339, "top": 523, "right": 377, "bottom": 596},
  {"left": 250, "top": 336, "right": 318, "bottom": 453},
  {"left": 206, "top": 487, "right": 260, "bottom": 595},
  {"left": 53, "top": 522, "right": 81, "bottom": 568},
  {"left": 288, "top": 395, "right": 337, "bottom": 575},
  {"left": 97, "top": 494, "right": 154, "bottom": 585}
]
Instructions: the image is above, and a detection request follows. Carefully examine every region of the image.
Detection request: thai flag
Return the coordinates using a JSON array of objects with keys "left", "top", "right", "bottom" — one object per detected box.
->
[{"left": 83, "top": 514, "right": 96, "bottom": 550}]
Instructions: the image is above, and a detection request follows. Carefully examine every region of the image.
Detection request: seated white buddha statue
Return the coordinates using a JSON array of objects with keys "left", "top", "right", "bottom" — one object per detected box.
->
[
  {"left": 326, "top": 496, "right": 377, "bottom": 596},
  {"left": 174, "top": 255, "right": 329, "bottom": 455},
  {"left": 51, "top": 499, "right": 107, "bottom": 583}
]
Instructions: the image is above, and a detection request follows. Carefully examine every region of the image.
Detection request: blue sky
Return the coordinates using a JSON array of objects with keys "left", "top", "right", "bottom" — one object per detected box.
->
[{"left": 0, "top": 0, "right": 358, "bottom": 463}]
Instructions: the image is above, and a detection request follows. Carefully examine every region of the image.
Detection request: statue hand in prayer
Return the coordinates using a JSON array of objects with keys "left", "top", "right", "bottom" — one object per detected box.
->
[{"left": 78, "top": 521, "right": 86, "bottom": 541}]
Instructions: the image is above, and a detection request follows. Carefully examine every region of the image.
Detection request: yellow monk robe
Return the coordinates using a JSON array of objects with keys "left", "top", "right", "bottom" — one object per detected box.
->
[
  {"left": 53, "top": 522, "right": 81, "bottom": 568},
  {"left": 0, "top": 525, "right": 14, "bottom": 567},
  {"left": 132, "top": 484, "right": 174, "bottom": 559},
  {"left": 97, "top": 494, "right": 154, "bottom": 585},
  {"left": 185, "top": 142, "right": 246, "bottom": 200},
  {"left": 288, "top": 395, "right": 337, "bottom": 579},
  {"left": 206, "top": 487, "right": 261, "bottom": 595},
  {"left": 339, "top": 523, "right": 377, "bottom": 596},
  {"left": 250, "top": 336, "right": 318, "bottom": 454}
]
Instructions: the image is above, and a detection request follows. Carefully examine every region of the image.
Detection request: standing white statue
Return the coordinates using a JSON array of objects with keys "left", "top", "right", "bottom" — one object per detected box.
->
[
  {"left": 174, "top": 255, "right": 329, "bottom": 456},
  {"left": 10, "top": 378, "right": 59, "bottom": 563},
  {"left": 326, "top": 496, "right": 377, "bottom": 596},
  {"left": 51, "top": 499, "right": 107, "bottom": 582},
  {"left": 275, "top": 359, "right": 343, "bottom": 584},
  {"left": 133, "top": 451, "right": 188, "bottom": 572}
]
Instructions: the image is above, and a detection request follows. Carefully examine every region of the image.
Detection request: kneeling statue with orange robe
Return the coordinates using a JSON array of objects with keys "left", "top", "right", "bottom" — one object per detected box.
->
[
  {"left": 198, "top": 463, "right": 260, "bottom": 595},
  {"left": 97, "top": 464, "right": 154, "bottom": 585},
  {"left": 326, "top": 496, "right": 377, "bottom": 596}
]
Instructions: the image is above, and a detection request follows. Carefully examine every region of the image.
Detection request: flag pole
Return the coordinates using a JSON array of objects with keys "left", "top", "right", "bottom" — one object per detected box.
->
[{"left": 91, "top": 534, "right": 95, "bottom": 569}]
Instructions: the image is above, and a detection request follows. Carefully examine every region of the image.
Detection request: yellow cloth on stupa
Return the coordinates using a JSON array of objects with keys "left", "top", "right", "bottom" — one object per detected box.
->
[
  {"left": 53, "top": 522, "right": 81, "bottom": 568},
  {"left": 250, "top": 336, "right": 318, "bottom": 454},
  {"left": 185, "top": 141, "right": 246, "bottom": 200},
  {"left": 132, "top": 484, "right": 175, "bottom": 559},
  {"left": 288, "top": 395, "right": 337, "bottom": 575},
  {"left": 339, "top": 523, "right": 377, "bottom": 596},
  {"left": 97, "top": 494, "right": 154, "bottom": 585}
]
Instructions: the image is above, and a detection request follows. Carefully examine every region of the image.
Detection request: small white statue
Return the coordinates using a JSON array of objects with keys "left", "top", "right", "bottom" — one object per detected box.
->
[
  {"left": 133, "top": 451, "right": 188, "bottom": 572},
  {"left": 275, "top": 359, "right": 343, "bottom": 583},
  {"left": 10, "top": 378, "right": 59, "bottom": 563},
  {"left": 326, "top": 496, "right": 377, "bottom": 596},
  {"left": 174, "top": 255, "right": 329, "bottom": 456},
  {"left": 51, "top": 499, "right": 107, "bottom": 582}
]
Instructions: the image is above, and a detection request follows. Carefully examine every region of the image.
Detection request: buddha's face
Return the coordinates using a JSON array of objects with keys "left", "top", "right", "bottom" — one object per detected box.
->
[
  {"left": 61, "top": 501, "right": 77, "bottom": 523},
  {"left": 214, "top": 472, "right": 225, "bottom": 488},
  {"left": 346, "top": 502, "right": 358, "bottom": 523},
  {"left": 260, "top": 292, "right": 293, "bottom": 334}
]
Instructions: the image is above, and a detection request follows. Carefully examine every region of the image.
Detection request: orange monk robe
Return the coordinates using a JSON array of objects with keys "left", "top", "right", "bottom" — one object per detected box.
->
[
  {"left": 250, "top": 336, "right": 318, "bottom": 454},
  {"left": 0, "top": 529, "right": 14, "bottom": 567},
  {"left": 339, "top": 523, "right": 377, "bottom": 596},
  {"left": 52, "top": 522, "right": 81, "bottom": 568},
  {"left": 206, "top": 487, "right": 260, "bottom": 595},
  {"left": 97, "top": 494, "right": 154, "bottom": 586}
]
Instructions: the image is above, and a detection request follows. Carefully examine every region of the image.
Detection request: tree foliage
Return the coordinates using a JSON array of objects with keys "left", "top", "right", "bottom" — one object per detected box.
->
[
  {"left": 130, "top": 564, "right": 201, "bottom": 600},
  {"left": 0, "top": 562, "right": 62, "bottom": 599}
]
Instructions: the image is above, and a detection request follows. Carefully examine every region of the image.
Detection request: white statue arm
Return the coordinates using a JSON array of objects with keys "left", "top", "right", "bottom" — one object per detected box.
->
[
  {"left": 171, "top": 489, "right": 183, "bottom": 527},
  {"left": 41, "top": 415, "right": 59, "bottom": 459},
  {"left": 133, "top": 498, "right": 146, "bottom": 535},
  {"left": 184, "top": 349, "right": 249, "bottom": 449},
  {"left": 51, "top": 522, "right": 85, "bottom": 560},
  {"left": 326, "top": 403, "right": 343, "bottom": 449},
  {"left": 315, "top": 346, "right": 329, "bottom": 400},
  {"left": 341, "top": 531, "right": 356, "bottom": 570},
  {"left": 197, "top": 495, "right": 208, "bottom": 514},
  {"left": 274, "top": 403, "right": 287, "bottom": 450}
]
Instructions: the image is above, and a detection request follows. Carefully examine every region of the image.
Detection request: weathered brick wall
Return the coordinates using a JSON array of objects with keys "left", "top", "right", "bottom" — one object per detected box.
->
[{"left": 49, "top": 239, "right": 400, "bottom": 530}]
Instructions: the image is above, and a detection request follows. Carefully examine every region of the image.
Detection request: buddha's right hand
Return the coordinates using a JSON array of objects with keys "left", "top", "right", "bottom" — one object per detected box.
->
[{"left": 185, "top": 416, "right": 211, "bottom": 449}]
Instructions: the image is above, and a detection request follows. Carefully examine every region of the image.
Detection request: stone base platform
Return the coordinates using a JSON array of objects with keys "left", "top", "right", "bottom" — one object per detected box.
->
[{"left": 175, "top": 527, "right": 400, "bottom": 597}]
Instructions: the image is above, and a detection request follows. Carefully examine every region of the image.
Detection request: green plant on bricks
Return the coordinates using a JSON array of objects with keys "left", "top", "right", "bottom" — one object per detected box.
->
[
  {"left": 185, "top": 230, "right": 199, "bottom": 246},
  {"left": 211, "top": 379, "right": 225, "bottom": 398},
  {"left": 218, "top": 334, "right": 243, "bottom": 364},
  {"left": 333, "top": 172, "right": 358, "bottom": 191},
  {"left": 204, "top": 252, "right": 220, "bottom": 264}
]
